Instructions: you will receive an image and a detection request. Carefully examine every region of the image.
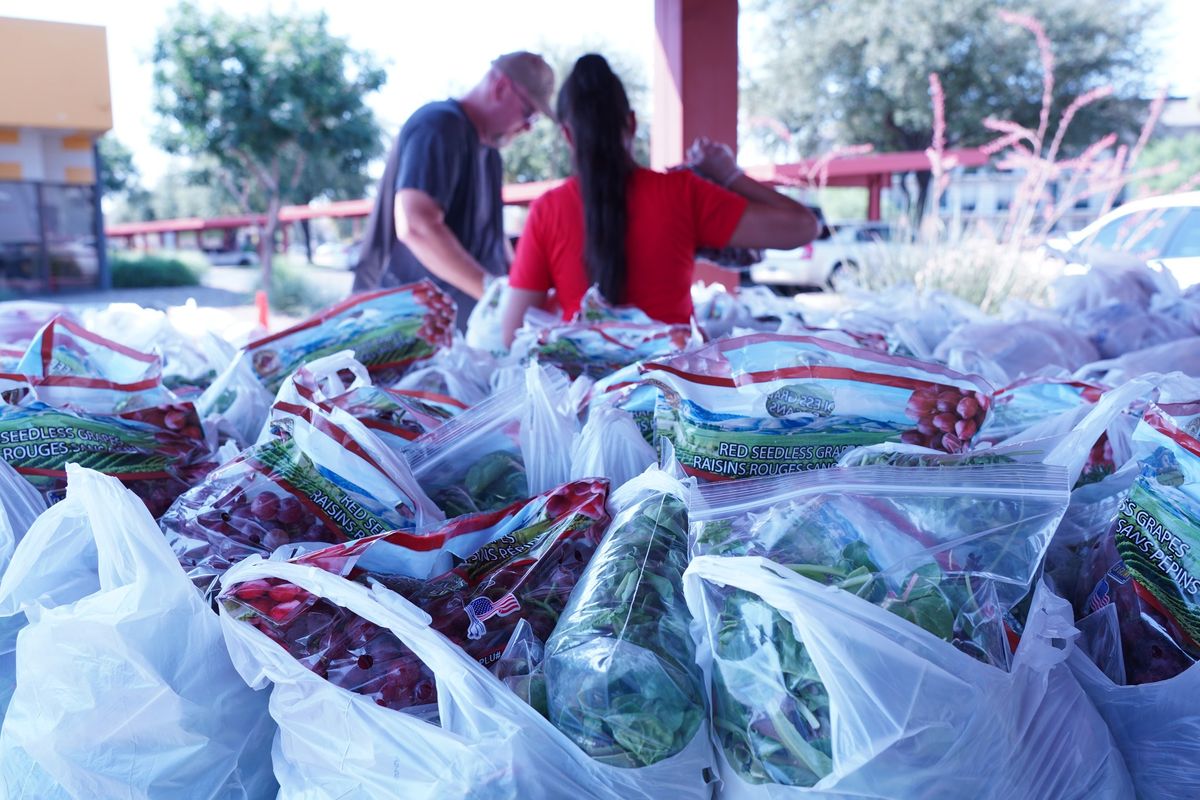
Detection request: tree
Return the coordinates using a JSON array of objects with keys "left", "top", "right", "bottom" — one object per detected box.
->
[
  {"left": 1132, "top": 132, "right": 1200, "bottom": 197},
  {"left": 97, "top": 135, "right": 155, "bottom": 220},
  {"left": 502, "top": 45, "right": 651, "bottom": 184},
  {"left": 743, "top": 0, "right": 1163, "bottom": 216},
  {"left": 151, "top": 1, "right": 386, "bottom": 284}
]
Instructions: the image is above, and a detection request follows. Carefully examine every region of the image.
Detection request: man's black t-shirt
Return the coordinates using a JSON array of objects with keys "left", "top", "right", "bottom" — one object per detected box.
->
[{"left": 353, "top": 100, "right": 507, "bottom": 329}]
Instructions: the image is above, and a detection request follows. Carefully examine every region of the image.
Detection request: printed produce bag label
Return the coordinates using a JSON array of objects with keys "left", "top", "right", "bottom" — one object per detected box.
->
[
  {"left": 0, "top": 400, "right": 211, "bottom": 515},
  {"left": 278, "top": 376, "right": 464, "bottom": 451},
  {"left": 242, "top": 282, "right": 455, "bottom": 393},
  {"left": 643, "top": 333, "right": 992, "bottom": 480},
  {"left": 164, "top": 402, "right": 432, "bottom": 590},
  {"left": 16, "top": 315, "right": 176, "bottom": 411},
  {"left": 529, "top": 321, "right": 696, "bottom": 381},
  {"left": 1086, "top": 403, "right": 1200, "bottom": 682}
]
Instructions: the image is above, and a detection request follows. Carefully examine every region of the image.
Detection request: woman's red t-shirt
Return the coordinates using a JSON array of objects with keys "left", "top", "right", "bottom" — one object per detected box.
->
[{"left": 507, "top": 167, "right": 748, "bottom": 323}]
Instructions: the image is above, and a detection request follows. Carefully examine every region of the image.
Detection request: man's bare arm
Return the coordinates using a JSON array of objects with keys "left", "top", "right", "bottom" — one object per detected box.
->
[{"left": 395, "top": 188, "right": 491, "bottom": 299}]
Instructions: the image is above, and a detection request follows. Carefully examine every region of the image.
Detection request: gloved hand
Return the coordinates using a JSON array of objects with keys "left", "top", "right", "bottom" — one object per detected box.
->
[{"left": 687, "top": 136, "right": 743, "bottom": 187}]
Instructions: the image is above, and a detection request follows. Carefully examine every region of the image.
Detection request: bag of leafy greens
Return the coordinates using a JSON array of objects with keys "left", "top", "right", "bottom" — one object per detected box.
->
[
  {"left": 684, "top": 556, "right": 1132, "bottom": 798},
  {"left": 688, "top": 462, "right": 1075, "bottom": 790},
  {"left": 543, "top": 467, "right": 711, "bottom": 785},
  {"left": 405, "top": 365, "right": 573, "bottom": 518},
  {"left": 643, "top": 333, "right": 993, "bottom": 481}
]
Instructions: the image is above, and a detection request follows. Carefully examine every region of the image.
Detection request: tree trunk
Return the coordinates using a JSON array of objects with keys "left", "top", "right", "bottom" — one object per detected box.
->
[
  {"left": 301, "top": 219, "right": 313, "bottom": 264},
  {"left": 913, "top": 170, "right": 933, "bottom": 226},
  {"left": 259, "top": 194, "right": 282, "bottom": 298}
]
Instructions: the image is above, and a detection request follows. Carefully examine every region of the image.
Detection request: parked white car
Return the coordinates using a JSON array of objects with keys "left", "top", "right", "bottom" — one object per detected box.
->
[
  {"left": 312, "top": 240, "right": 362, "bottom": 270},
  {"left": 1044, "top": 191, "right": 1200, "bottom": 288},
  {"left": 750, "top": 221, "right": 892, "bottom": 291},
  {"left": 204, "top": 248, "right": 259, "bottom": 267}
]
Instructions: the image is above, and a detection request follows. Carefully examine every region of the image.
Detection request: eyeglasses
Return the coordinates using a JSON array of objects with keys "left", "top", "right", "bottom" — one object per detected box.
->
[{"left": 508, "top": 77, "right": 539, "bottom": 125}]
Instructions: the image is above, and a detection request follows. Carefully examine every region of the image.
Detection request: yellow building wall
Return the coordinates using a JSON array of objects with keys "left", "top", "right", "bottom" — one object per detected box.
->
[{"left": 0, "top": 17, "right": 112, "bottom": 133}]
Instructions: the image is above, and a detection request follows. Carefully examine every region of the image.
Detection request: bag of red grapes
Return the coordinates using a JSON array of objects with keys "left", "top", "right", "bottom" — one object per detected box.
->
[
  {"left": 241, "top": 281, "right": 456, "bottom": 395},
  {"left": 199, "top": 282, "right": 456, "bottom": 449},
  {"left": 219, "top": 478, "right": 609, "bottom": 714},
  {"left": 162, "top": 400, "right": 442, "bottom": 594},
  {"left": 1066, "top": 400, "right": 1200, "bottom": 799},
  {"left": 0, "top": 317, "right": 215, "bottom": 515},
  {"left": 215, "top": 479, "right": 678, "bottom": 800},
  {"left": 259, "top": 350, "right": 465, "bottom": 458},
  {"left": 642, "top": 333, "right": 993, "bottom": 481}
]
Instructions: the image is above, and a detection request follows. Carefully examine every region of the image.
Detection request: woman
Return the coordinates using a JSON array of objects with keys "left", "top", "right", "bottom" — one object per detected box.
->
[{"left": 500, "top": 54, "right": 818, "bottom": 346}]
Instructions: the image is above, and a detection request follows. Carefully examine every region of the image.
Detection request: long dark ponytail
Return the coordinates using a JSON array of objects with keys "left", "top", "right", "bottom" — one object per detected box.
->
[{"left": 556, "top": 54, "right": 633, "bottom": 305}]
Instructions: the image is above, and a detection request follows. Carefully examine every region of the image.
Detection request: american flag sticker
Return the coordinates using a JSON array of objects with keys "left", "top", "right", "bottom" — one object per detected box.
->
[{"left": 464, "top": 592, "right": 522, "bottom": 640}]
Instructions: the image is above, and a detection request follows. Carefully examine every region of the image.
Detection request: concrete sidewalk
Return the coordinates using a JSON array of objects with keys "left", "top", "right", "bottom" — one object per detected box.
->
[{"left": 21, "top": 264, "right": 356, "bottom": 330}]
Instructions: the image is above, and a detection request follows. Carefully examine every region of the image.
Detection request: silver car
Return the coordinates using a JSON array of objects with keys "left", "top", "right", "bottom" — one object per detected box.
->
[
  {"left": 1044, "top": 191, "right": 1200, "bottom": 289},
  {"left": 750, "top": 221, "right": 891, "bottom": 291}
]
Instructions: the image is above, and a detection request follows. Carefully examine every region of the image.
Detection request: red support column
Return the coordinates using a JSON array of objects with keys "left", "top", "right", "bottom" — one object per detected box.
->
[
  {"left": 867, "top": 175, "right": 882, "bottom": 221},
  {"left": 652, "top": 0, "right": 739, "bottom": 170}
]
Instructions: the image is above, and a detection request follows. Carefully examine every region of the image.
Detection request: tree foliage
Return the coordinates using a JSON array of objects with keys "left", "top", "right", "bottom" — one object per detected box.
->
[
  {"left": 151, "top": 1, "right": 386, "bottom": 279},
  {"left": 97, "top": 135, "right": 141, "bottom": 198},
  {"left": 743, "top": 0, "right": 1163, "bottom": 161},
  {"left": 502, "top": 45, "right": 651, "bottom": 184},
  {"left": 1133, "top": 132, "right": 1200, "bottom": 196}
]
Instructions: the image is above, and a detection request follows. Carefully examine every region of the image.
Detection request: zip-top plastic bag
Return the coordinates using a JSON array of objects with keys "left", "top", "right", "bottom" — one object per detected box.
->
[
  {"left": 688, "top": 462, "right": 1071, "bottom": 789},
  {"left": 1079, "top": 401, "right": 1200, "bottom": 684},
  {"left": 0, "top": 465, "right": 276, "bottom": 800},
  {"left": 78, "top": 301, "right": 237, "bottom": 398},
  {"left": 221, "top": 477, "right": 609, "bottom": 716},
  {"left": 14, "top": 314, "right": 177, "bottom": 412},
  {"left": 391, "top": 334, "right": 498, "bottom": 407},
  {"left": 643, "top": 333, "right": 993, "bottom": 481},
  {"left": 406, "top": 365, "right": 572, "bottom": 518},
  {"left": 218, "top": 546, "right": 715, "bottom": 800},
  {"left": 162, "top": 400, "right": 441, "bottom": 594},
  {"left": 509, "top": 289, "right": 700, "bottom": 381},
  {"left": 543, "top": 468, "right": 709, "bottom": 780},
  {"left": 684, "top": 556, "right": 1132, "bottom": 799},
  {"left": 239, "top": 282, "right": 454, "bottom": 394},
  {"left": 259, "top": 350, "right": 464, "bottom": 456},
  {"left": 0, "top": 318, "right": 217, "bottom": 515}
]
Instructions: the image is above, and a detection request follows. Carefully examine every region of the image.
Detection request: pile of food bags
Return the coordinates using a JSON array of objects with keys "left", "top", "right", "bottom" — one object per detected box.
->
[{"left": 3, "top": 256, "right": 1200, "bottom": 798}]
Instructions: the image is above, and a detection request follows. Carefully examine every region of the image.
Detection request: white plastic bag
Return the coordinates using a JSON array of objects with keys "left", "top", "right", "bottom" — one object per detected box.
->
[
  {"left": 569, "top": 405, "right": 657, "bottom": 487},
  {"left": 684, "top": 557, "right": 1133, "bottom": 798},
  {"left": 520, "top": 363, "right": 581, "bottom": 495},
  {"left": 465, "top": 275, "right": 510, "bottom": 354},
  {"left": 218, "top": 555, "right": 715, "bottom": 800},
  {"left": 1069, "top": 649, "right": 1200, "bottom": 800},
  {"left": 0, "top": 465, "right": 276, "bottom": 799},
  {"left": 200, "top": 349, "right": 276, "bottom": 448},
  {"left": 392, "top": 334, "right": 497, "bottom": 407},
  {"left": 0, "top": 459, "right": 46, "bottom": 722}
]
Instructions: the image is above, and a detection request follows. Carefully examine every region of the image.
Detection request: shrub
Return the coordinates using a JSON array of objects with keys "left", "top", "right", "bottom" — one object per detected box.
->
[
  {"left": 262, "top": 254, "right": 342, "bottom": 316},
  {"left": 108, "top": 251, "right": 206, "bottom": 288}
]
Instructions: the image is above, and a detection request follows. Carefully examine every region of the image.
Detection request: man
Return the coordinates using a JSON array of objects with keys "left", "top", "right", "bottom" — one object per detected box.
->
[{"left": 353, "top": 52, "right": 555, "bottom": 329}]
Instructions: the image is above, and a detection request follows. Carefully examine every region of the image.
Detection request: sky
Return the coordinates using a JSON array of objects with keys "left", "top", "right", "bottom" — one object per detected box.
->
[{"left": 0, "top": 0, "right": 1197, "bottom": 186}]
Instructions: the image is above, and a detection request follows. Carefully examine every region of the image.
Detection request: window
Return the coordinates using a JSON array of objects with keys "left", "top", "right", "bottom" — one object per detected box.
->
[
  {"left": 1163, "top": 208, "right": 1200, "bottom": 258},
  {"left": 40, "top": 183, "right": 99, "bottom": 289},
  {"left": 0, "top": 182, "right": 42, "bottom": 290}
]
